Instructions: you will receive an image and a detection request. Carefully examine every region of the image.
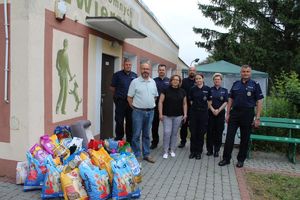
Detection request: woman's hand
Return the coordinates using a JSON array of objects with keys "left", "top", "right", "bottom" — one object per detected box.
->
[
  {"left": 159, "top": 114, "right": 164, "bottom": 121},
  {"left": 182, "top": 115, "right": 187, "bottom": 123}
]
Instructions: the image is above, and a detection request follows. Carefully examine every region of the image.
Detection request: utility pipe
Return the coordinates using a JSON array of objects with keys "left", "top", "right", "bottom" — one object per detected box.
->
[{"left": 4, "top": 0, "right": 9, "bottom": 103}]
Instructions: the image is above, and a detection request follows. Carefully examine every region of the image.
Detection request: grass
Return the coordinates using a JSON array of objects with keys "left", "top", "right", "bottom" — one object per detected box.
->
[{"left": 245, "top": 171, "right": 300, "bottom": 200}]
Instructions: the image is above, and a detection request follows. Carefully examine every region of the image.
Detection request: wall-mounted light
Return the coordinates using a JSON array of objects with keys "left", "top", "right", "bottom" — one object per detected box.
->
[
  {"left": 110, "top": 41, "right": 120, "bottom": 48},
  {"left": 55, "top": 0, "right": 67, "bottom": 20}
]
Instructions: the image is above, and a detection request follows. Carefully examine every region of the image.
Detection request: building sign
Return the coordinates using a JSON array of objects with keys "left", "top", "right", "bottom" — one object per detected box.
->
[{"left": 65, "top": 0, "right": 134, "bottom": 26}]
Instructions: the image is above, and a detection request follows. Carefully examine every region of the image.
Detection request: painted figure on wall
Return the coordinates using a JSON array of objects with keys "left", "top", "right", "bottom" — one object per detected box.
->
[
  {"left": 69, "top": 80, "right": 82, "bottom": 112},
  {"left": 55, "top": 39, "right": 75, "bottom": 114}
]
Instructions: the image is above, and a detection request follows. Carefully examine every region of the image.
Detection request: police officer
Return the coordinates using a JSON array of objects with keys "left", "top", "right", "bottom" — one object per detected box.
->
[
  {"left": 207, "top": 73, "right": 228, "bottom": 157},
  {"left": 189, "top": 73, "right": 211, "bottom": 159},
  {"left": 150, "top": 64, "right": 169, "bottom": 149},
  {"left": 219, "top": 65, "right": 263, "bottom": 168},
  {"left": 110, "top": 58, "right": 137, "bottom": 143},
  {"left": 178, "top": 66, "right": 196, "bottom": 148}
]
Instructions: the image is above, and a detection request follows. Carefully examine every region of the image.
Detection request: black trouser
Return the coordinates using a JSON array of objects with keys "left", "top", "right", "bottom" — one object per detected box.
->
[
  {"left": 179, "top": 107, "right": 190, "bottom": 145},
  {"left": 189, "top": 109, "right": 208, "bottom": 154},
  {"left": 207, "top": 110, "right": 225, "bottom": 153},
  {"left": 223, "top": 107, "right": 254, "bottom": 162},
  {"left": 114, "top": 97, "right": 133, "bottom": 143},
  {"left": 151, "top": 105, "right": 160, "bottom": 146}
]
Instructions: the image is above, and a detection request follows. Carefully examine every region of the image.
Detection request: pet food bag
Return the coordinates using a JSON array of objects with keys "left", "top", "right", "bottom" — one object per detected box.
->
[
  {"left": 16, "top": 161, "right": 28, "bottom": 185},
  {"left": 60, "top": 168, "right": 88, "bottom": 200},
  {"left": 79, "top": 160, "right": 111, "bottom": 200},
  {"left": 40, "top": 135, "right": 56, "bottom": 155},
  {"left": 29, "top": 143, "right": 49, "bottom": 164}
]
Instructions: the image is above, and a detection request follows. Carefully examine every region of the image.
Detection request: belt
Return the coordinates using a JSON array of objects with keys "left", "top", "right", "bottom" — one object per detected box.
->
[{"left": 133, "top": 106, "right": 154, "bottom": 111}]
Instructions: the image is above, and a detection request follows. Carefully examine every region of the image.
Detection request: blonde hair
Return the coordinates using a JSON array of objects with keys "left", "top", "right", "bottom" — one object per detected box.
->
[{"left": 212, "top": 73, "right": 223, "bottom": 80}]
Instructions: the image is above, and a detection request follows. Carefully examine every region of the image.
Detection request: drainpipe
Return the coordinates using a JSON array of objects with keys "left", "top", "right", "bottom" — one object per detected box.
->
[{"left": 4, "top": 0, "right": 9, "bottom": 103}]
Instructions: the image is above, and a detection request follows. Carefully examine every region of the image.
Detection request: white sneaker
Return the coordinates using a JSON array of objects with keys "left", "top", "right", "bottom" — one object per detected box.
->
[
  {"left": 170, "top": 152, "right": 176, "bottom": 157},
  {"left": 163, "top": 153, "right": 168, "bottom": 159}
]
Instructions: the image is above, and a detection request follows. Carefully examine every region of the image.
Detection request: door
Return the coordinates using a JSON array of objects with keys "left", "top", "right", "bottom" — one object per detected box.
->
[{"left": 101, "top": 54, "right": 115, "bottom": 139}]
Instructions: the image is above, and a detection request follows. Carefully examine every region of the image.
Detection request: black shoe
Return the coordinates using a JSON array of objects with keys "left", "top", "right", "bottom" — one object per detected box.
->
[
  {"left": 178, "top": 143, "right": 185, "bottom": 148},
  {"left": 195, "top": 154, "right": 201, "bottom": 160},
  {"left": 214, "top": 152, "right": 219, "bottom": 157},
  {"left": 218, "top": 159, "right": 230, "bottom": 166},
  {"left": 206, "top": 151, "right": 213, "bottom": 156},
  {"left": 150, "top": 144, "right": 157, "bottom": 149},
  {"left": 189, "top": 153, "right": 195, "bottom": 159},
  {"left": 236, "top": 161, "right": 244, "bottom": 168}
]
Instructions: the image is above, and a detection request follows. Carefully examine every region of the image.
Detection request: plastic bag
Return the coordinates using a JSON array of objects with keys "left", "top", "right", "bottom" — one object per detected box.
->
[
  {"left": 29, "top": 143, "right": 49, "bottom": 164},
  {"left": 61, "top": 168, "right": 88, "bottom": 200},
  {"left": 89, "top": 147, "right": 114, "bottom": 183},
  {"left": 111, "top": 160, "right": 140, "bottom": 199},
  {"left": 118, "top": 142, "right": 133, "bottom": 153},
  {"left": 79, "top": 160, "right": 111, "bottom": 200},
  {"left": 24, "top": 152, "right": 47, "bottom": 191},
  {"left": 88, "top": 139, "right": 104, "bottom": 151},
  {"left": 41, "top": 156, "right": 63, "bottom": 199},
  {"left": 54, "top": 125, "right": 71, "bottom": 141},
  {"left": 16, "top": 161, "right": 28, "bottom": 184},
  {"left": 40, "top": 135, "right": 56, "bottom": 155},
  {"left": 104, "top": 139, "right": 119, "bottom": 153}
]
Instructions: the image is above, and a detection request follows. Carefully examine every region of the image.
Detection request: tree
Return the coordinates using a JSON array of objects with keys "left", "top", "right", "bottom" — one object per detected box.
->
[{"left": 194, "top": 0, "right": 300, "bottom": 78}]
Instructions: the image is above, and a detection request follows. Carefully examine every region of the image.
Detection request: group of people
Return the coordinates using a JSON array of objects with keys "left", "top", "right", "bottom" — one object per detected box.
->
[{"left": 110, "top": 58, "right": 263, "bottom": 168}]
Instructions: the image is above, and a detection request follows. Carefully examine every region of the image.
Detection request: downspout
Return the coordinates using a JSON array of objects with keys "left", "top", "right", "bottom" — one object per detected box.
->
[{"left": 4, "top": 0, "right": 9, "bottom": 103}]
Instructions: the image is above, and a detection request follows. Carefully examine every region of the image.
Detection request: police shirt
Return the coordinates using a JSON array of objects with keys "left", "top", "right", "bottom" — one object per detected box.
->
[
  {"left": 189, "top": 85, "right": 211, "bottom": 111},
  {"left": 154, "top": 77, "right": 170, "bottom": 96},
  {"left": 229, "top": 79, "right": 264, "bottom": 108},
  {"left": 210, "top": 86, "right": 228, "bottom": 109},
  {"left": 181, "top": 77, "right": 195, "bottom": 104},
  {"left": 111, "top": 70, "right": 137, "bottom": 99}
]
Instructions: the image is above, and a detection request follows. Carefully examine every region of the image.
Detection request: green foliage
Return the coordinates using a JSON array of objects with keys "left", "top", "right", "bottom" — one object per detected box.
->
[
  {"left": 253, "top": 71, "right": 300, "bottom": 153},
  {"left": 194, "top": 0, "right": 300, "bottom": 78},
  {"left": 246, "top": 172, "right": 300, "bottom": 200}
]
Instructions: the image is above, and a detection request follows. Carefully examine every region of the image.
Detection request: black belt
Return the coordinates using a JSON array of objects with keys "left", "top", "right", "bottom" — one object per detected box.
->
[{"left": 133, "top": 106, "right": 154, "bottom": 111}]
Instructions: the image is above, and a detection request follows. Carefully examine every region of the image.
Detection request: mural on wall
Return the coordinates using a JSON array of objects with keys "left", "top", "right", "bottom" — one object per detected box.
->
[{"left": 52, "top": 30, "right": 83, "bottom": 123}]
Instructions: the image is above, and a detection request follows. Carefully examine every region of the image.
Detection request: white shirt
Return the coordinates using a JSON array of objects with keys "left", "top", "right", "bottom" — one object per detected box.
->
[{"left": 128, "top": 76, "right": 158, "bottom": 108}]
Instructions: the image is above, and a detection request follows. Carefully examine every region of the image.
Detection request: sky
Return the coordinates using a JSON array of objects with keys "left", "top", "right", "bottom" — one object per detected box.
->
[{"left": 141, "top": 0, "right": 222, "bottom": 66}]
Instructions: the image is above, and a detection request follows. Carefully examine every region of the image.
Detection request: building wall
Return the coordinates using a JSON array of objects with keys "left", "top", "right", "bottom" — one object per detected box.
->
[{"left": 0, "top": 0, "right": 179, "bottom": 177}]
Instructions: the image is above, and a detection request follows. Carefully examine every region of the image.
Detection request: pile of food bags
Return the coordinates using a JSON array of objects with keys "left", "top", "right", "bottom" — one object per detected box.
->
[{"left": 16, "top": 125, "right": 142, "bottom": 200}]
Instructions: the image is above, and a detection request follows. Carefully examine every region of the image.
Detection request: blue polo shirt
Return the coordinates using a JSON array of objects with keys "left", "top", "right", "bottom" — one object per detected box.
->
[
  {"left": 154, "top": 76, "right": 170, "bottom": 95},
  {"left": 189, "top": 85, "right": 211, "bottom": 111},
  {"left": 229, "top": 79, "right": 264, "bottom": 108},
  {"left": 210, "top": 86, "right": 228, "bottom": 109},
  {"left": 111, "top": 70, "right": 137, "bottom": 99}
]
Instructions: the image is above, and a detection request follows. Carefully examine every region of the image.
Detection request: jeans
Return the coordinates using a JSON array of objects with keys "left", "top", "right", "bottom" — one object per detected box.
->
[
  {"left": 131, "top": 108, "right": 154, "bottom": 158},
  {"left": 163, "top": 115, "right": 182, "bottom": 153}
]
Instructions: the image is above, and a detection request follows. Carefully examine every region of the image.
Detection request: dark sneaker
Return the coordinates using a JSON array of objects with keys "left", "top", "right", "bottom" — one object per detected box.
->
[
  {"left": 213, "top": 152, "right": 219, "bottom": 157},
  {"left": 218, "top": 159, "right": 230, "bottom": 166},
  {"left": 143, "top": 156, "right": 155, "bottom": 163},
  {"left": 178, "top": 143, "right": 185, "bottom": 148},
  {"left": 236, "top": 161, "right": 244, "bottom": 168},
  {"left": 195, "top": 154, "right": 201, "bottom": 160},
  {"left": 189, "top": 153, "right": 195, "bottom": 159},
  {"left": 206, "top": 151, "right": 213, "bottom": 156},
  {"left": 150, "top": 144, "right": 157, "bottom": 149}
]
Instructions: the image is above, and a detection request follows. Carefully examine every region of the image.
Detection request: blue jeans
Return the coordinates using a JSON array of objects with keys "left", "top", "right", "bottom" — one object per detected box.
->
[{"left": 131, "top": 108, "right": 154, "bottom": 158}]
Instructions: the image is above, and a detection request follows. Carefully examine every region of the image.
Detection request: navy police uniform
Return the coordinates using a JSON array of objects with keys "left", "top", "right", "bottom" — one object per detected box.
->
[
  {"left": 151, "top": 77, "right": 170, "bottom": 148},
  {"left": 111, "top": 70, "right": 137, "bottom": 143},
  {"left": 222, "top": 79, "right": 264, "bottom": 163},
  {"left": 207, "top": 86, "right": 228, "bottom": 155},
  {"left": 179, "top": 77, "right": 195, "bottom": 146},
  {"left": 189, "top": 85, "right": 211, "bottom": 158}
]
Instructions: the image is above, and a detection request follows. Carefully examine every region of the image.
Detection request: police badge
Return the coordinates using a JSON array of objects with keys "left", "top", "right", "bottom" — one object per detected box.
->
[
  {"left": 220, "top": 96, "right": 224, "bottom": 101},
  {"left": 247, "top": 91, "right": 251, "bottom": 96},
  {"left": 203, "top": 96, "right": 207, "bottom": 101}
]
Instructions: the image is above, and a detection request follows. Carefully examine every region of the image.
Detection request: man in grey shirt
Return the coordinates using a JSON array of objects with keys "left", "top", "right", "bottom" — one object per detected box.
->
[{"left": 127, "top": 61, "right": 158, "bottom": 163}]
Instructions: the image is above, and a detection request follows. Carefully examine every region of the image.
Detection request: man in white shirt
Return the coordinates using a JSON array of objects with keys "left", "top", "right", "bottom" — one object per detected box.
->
[{"left": 127, "top": 61, "right": 158, "bottom": 163}]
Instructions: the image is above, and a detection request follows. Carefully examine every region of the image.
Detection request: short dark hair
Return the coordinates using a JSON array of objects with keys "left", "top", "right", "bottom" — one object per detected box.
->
[
  {"left": 241, "top": 64, "right": 251, "bottom": 69},
  {"left": 158, "top": 64, "right": 166, "bottom": 69},
  {"left": 124, "top": 58, "right": 131, "bottom": 63}
]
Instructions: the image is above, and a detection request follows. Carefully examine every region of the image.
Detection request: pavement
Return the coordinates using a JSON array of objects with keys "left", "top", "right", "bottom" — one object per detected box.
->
[{"left": 1, "top": 136, "right": 300, "bottom": 200}]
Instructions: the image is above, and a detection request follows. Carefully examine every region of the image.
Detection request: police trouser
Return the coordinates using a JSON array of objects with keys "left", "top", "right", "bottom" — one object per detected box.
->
[
  {"left": 223, "top": 107, "right": 254, "bottom": 162},
  {"left": 114, "top": 97, "right": 133, "bottom": 143},
  {"left": 207, "top": 110, "right": 225, "bottom": 153},
  {"left": 190, "top": 109, "right": 208, "bottom": 154},
  {"left": 179, "top": 107, "right": 191, "bottom": 145},
  {"left": 151, "top": 105, "right": 160, "bottom": 146}
]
